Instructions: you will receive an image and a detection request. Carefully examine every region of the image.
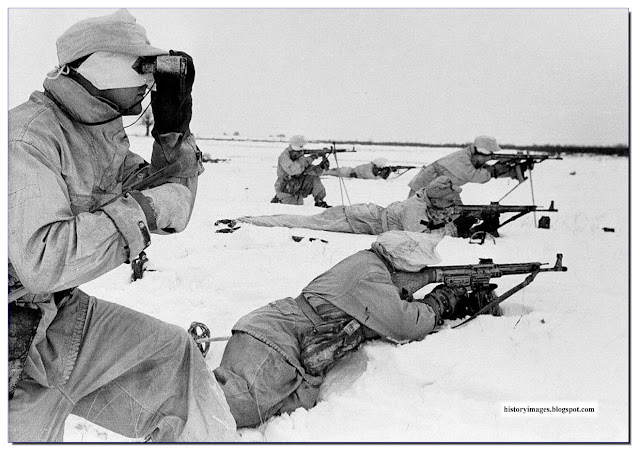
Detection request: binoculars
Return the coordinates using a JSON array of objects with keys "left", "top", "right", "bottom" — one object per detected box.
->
[{"left": 135, "top": 55, "right": 187, "bottom": 77}]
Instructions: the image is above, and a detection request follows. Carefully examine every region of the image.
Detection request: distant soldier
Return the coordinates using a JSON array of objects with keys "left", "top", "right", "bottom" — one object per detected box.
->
[
  {"left": 407, "top": 136, "right": 519, "bottom": 237},
  {"left": 407, "top": 136, "right": 513, "bottom": 198},
  {"left": 271, "top": 135, "right": 331, "bottom": 207},
  {"left": 238, "top": 176, "right": 461, "bottom": 236},
  {"left": 324, "top": 158, "right": 389, "bottom": 180}
]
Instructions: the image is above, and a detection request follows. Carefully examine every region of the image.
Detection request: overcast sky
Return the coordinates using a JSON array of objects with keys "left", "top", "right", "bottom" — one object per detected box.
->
[{"left": 7, "top": 7, "right": 629, "bottom": 146}]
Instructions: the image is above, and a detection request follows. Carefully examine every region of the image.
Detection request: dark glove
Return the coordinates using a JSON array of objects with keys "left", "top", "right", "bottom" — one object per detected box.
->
[
  {"left": 151, "top": 50, "right": 195, "bottom": 135},
  {"left": 451, "top": 284, "right": 501, "bottom": 319},
  {"left": 378, "top": 167, "right": 393, "bottom": 179},
  {"left": 320, "top": 157, "right": 330, "bottom": 170},
  {"left": 490, "top": 162, "right": 510, "bottom": 178},
  {"left": 521, "top": 161, "right": 534, "bottom": 173},
  {"left": 507, "top": 163, "right": 528, "bottom": 182},
  {"left": 421, "top": 285, "right": 468, "bottom": 324}
]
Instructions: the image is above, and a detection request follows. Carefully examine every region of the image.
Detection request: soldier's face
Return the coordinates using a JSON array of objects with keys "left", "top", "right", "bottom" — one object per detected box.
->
[
  {"left": 471, "top": 153, "right": 492, "bottom": 167},
  {"left": 97, "top": 84, "right": 147, "bottom": 115}
]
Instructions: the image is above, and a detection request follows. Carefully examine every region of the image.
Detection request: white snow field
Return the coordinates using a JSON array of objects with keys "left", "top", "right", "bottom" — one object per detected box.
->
[{"left": 65, "top": 135, "right": 629, "bottom": 442}]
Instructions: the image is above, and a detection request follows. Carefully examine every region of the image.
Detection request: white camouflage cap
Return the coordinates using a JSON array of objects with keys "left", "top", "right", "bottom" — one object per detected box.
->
[
  {"left": 372, "top": 158, "right": 388, "bottom": 167},
  {"left": 56, "top": 9, "right": 167, "bottom": 66},
  {"left": 473, "top": 136, "right": 501, "bottom": 155},
  {"left": 371, "top": 231, "right": 443, "bottom": 272},
  {"left": 290, "top": 135, "right": 308, "bottom": 151}
]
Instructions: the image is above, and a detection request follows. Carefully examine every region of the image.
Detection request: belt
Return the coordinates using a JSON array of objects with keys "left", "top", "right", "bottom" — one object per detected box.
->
[{"left": 294, "top": 294, "right": 324, "bottom": 326}]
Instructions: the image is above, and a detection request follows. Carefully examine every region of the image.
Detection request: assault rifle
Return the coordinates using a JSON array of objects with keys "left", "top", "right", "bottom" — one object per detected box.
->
[
  {"left": 454, "top": 201, "right": 558, "bottom": 235},
  {"left": 489, "top": 151, "right": 563, "bottom": 183},
  {"left": 390, "top": 253, "right": 568, "bottom": 327},
  {"left": 302, "top": 142, "right": 357, "bottom": 158},
  {"left": 379, "top": 165, "right": 417, "bottom": 179}
]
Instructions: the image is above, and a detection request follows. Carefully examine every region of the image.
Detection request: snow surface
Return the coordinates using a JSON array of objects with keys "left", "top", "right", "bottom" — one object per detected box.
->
[{"left": 64, "top": 134, "right": 629, "bottom": 442}]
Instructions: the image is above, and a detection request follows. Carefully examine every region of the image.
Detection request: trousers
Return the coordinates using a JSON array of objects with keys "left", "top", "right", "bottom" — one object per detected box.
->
[
  {"left": 9, "top": 293, "right": 237, "bottom": 442},
  {"left": 276, "top": 174, "right": 327, "bottom": 205}
]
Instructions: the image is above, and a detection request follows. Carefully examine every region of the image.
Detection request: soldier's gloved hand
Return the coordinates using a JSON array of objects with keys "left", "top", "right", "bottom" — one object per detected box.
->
[
  {"left": 141, "top": 183, "right": 192, "bottom": 233},
  {"left": 421, "top": 285, "right": 468, "bottom": 324},
  {"left": 379, "top": 167, "right": 393, "bottom": 179},
  {"left": 490, "top": 162, "right": 509, "bottom": 178},
  {"left": 320, "top": 156, "right": 330, "bottom": 170},
  {"left": 150, "top": 132, "right": 203, "bottom": 179},
  {"left": 521, "top": 161, "right": 534, "bottom": 173},
  {"left": 151, "top": 50, "right": 195, "bottom": 135}
]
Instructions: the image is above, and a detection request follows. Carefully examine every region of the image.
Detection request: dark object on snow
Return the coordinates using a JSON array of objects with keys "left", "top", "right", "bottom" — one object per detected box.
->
[
  {"left": 202, "top": 152, "right": 229, "bottom": 163},
  {"left": 215, "top": 227, "right": 241, "bottom": 233},
  {"left": 389, "top": 253, "right": 568, "bottom": 328},
  {"left": 215, "top": 219, "right": 237, "bottom": 228},
  {"left": 603, "top": 227, "right": 615, "bottom": 233},
  {"left": 292, "top": 235, "right": 329, "bottom": 244},
  {"left": 538, "top": 216, "right": 551, "bottom": 229},
  {"left": 570, "top": 171, "right": 577, "bottom": 175}
]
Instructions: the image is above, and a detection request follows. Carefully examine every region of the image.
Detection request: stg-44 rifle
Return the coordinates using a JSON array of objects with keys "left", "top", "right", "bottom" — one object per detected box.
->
[
  {"left": 379, "top": 165, "right": 417, "bottom": 179},
  {"left": 302, "top": 142, "right": 357, "bottom": 158},
  {"left": 390, "top": 254, "right": 568, "bottom": 328},
  {"left": 490, "top": 151, "right": 563, "bottom": 183},
  {"left": 454, "top": 201, "right": 558, "bottom": 235}
]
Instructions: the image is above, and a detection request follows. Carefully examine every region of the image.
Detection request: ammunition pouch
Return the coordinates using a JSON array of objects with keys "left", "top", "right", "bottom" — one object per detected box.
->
[
  {"left": 9, "top": 303, "right": 43, "bottom": 399},
  {"left": 300, "top": 316, "right": 367, "bottom": 376},
  {"left": 297, "top": 295, "right": 369, "bottom": 376}
]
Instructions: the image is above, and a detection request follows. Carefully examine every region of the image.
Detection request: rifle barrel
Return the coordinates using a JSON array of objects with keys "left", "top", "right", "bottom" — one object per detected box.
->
[
  {"left": 489, "top": 153, "right": 562, "bottom": 161},
  {"left": 426, "top": 254, "right": 567, "bottom": 282},
  {"left": 454, "top": 204, "right": 556, "bottom": 214}
]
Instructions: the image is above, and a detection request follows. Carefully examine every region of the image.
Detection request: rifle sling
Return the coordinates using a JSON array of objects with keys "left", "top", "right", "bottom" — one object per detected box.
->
[{"left": 498, "top": 208, "right": 535, "bottom": 228}]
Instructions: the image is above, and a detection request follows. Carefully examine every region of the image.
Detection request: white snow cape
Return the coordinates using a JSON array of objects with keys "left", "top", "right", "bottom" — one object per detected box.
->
[{"left": 238, "top": 204, "right": 388, "bottom": 234}]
